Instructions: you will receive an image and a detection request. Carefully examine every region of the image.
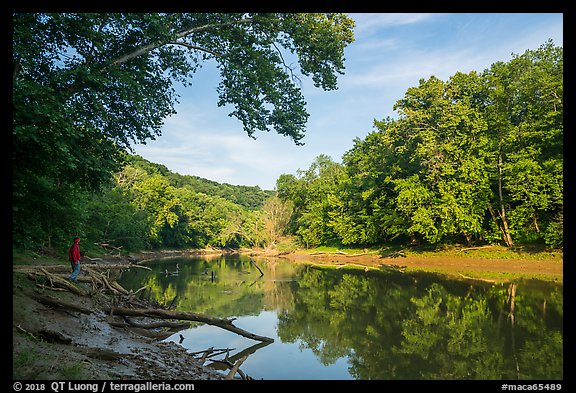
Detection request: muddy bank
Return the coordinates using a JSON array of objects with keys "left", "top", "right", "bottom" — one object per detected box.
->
[
  {"left": 12, "top": 260, "right": 232, "bottom": 380},
  {"left": 279, "top": 251, "right": 563, "bottom": 282}
]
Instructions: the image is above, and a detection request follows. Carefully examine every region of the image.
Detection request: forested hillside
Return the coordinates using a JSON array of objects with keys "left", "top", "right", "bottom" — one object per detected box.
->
[
  {"left": 83, "top": 154, "right": 282, "bottom": 251},
  {"left": 125, "top": 155, "right": 274, "bottom": 210}
]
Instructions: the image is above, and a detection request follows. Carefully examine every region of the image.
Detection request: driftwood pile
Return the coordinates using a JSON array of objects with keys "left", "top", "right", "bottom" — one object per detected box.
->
[
  {"left": 13, "top": 262, "right": 273, "bottom": 379},
  {"left": 14, "top": 263, "right": 149, "bottom": 297}
]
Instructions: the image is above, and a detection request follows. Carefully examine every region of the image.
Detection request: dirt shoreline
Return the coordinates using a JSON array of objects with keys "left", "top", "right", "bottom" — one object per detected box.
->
[
  {"left": 12, "top": 259, "right": 229, "bottom": 380},
  {"left": 13, "top": 248, "right": 562, "bottom": 380},
  {"left": 279, "top": 251, "right": 563, "bottom": 283}
]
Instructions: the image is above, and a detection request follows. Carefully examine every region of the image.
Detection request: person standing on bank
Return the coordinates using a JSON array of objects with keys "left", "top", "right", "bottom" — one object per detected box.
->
[{"left": 69, "top": 237, "right": 81, "bottom": 282}]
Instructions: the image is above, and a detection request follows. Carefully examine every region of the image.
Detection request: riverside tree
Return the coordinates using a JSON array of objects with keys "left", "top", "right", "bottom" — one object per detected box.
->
[{"left": 13, "top": 13, "right": 355, "bottom": 247}]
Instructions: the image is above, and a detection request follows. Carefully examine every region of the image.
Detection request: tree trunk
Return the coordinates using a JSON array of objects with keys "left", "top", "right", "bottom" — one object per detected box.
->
[
  {"left": 499, "top": 207, "right": 514, "bottom": 247},
  {"left": 497, "top": 146, "right": 514, "bottom": 247},
  {"left": 488, "top": 145, "right": 514, "bottom": 247},
  {"left": 31, "top": 293, "right": 92, "bottom": 314},
  {"left": 105, "top": 307, "right": 274, "bottom": 343}
]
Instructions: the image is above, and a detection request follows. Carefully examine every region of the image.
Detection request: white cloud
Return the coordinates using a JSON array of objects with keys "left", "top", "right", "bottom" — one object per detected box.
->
[
  {"left": 352, "top": 37, "right": 401, "bottom": 53},
  {"left": 351, "top": 13, "right": 442, "bottom": 33},
  {"left": 342, "top": 47, "right": 485, "bottom": 90},
  {"left": 133, "top": 102, "right": 309, "bottom": 189}
]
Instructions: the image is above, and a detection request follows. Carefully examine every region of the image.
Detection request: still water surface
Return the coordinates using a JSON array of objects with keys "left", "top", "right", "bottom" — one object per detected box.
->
[{"left": 117, "top": 254, "right": 563, "bottom": 380}]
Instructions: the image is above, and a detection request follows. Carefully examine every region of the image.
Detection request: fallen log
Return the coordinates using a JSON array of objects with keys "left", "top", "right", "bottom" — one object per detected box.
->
[
  {"left": 379, "top": 250, "right": 407, "bottom": 258},
  {"left": 310, "top": 250, "right": 348, "bottom": 255},
  {"left": 31, "top": 293, "right": 92, "bottom": 314},
  {"left": 250, "top": 259, "right": 264, "bottom": 277},
  {"left": 191, "top": 347, "right": 237, "bottom": 366},
  {"left": 36, "top": 284, "right": 68, "bottom": 292},
  {"left": 457, "top": 245, "right": 495, "bottom": 253},
  {"left": 105, "top": 307, "right": 274, "bottom": 343},
  {"left": 122, "top": 316, "right": 190, "bottom": 330},
  {"left": 457, "top": 272, "right": 497, "bottom": 283},
  {"left": 197, "top": 347, "right": 214, "bottom": 366},
  {"left": 22, "top": 264, "right": 144, "bottom": 299},
  {"left": 27, "top": 271, "right": 87, "bottom": 296},
  {"left": 106, "top": 319, "right": 174, "bottom": 340},
  {"left": 208, "top": 341, "right": 270, "bottom": 371},
  {"left": 190, "top": 347, "right": 233, "bottom": 358},
  {"left": 83, "top": 263, "right": 152, "bottom": 271}
]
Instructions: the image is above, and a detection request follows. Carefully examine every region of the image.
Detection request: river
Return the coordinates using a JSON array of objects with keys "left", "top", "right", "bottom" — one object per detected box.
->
[{"left": 117, "top": 254, "right": 563, "bottom": 380}]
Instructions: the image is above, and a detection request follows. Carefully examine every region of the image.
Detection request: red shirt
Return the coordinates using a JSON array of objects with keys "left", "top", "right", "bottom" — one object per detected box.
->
[{"left": 68, "top": 242, "right": 81, "bottom": 263}]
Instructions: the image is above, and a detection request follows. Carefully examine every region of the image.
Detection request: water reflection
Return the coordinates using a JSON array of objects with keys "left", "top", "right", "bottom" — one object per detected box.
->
[{"left": 118, "top": 255, "right": 563, "bottom": 380}]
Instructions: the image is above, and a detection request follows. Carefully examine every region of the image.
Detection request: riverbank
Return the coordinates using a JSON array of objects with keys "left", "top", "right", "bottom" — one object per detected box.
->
[
  {"left": 249, "top": 244, "right": 563, "bottom": 283},
  {"left": 12, "top": 251, "right": 231, "bottom": 380},
  {"left": 130, "top": 243, "right": 564, "bottom": 282}
]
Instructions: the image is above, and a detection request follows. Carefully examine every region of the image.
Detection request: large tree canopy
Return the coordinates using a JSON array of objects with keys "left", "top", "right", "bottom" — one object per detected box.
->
[{"left": 12, "top": 13, "right": 355, "bottom": 247}]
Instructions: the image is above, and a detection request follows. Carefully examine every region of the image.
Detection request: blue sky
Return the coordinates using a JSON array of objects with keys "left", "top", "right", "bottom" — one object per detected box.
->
[{"left": 132, "top": 13, "right": 563, "bottom": 191}]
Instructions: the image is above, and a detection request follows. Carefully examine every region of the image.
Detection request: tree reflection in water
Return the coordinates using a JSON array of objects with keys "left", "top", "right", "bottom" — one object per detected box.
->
[{"left": 118, "top": 255, "right": 563, "bottom": 380}]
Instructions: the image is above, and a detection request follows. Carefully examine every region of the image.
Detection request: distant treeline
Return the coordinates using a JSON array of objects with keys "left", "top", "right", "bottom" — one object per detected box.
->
[
  {"left": 276, "top": 41, "right": 563, "bottom": 249},
  {"left": 125, "top": 155, "right": 274, "bottom": 210}
]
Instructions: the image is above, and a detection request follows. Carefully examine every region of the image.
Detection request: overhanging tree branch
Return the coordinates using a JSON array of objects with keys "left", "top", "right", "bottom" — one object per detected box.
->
[{"left": 110, "top": 17, "right": 258, "bottom": 67}]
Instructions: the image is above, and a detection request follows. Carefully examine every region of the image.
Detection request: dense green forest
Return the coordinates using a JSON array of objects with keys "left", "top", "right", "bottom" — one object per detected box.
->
[
  {"left": 86, "top": 154, "right": 277, "bottom": 250},
  {"left": 276, "top": 41, "right": 563, "bottom": 249},
  {"left": 12, "top": 13, "right": 562, "bottom": 253},
  {"left": 13, "top": 149, "right": 285, "bottom": 251}
]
